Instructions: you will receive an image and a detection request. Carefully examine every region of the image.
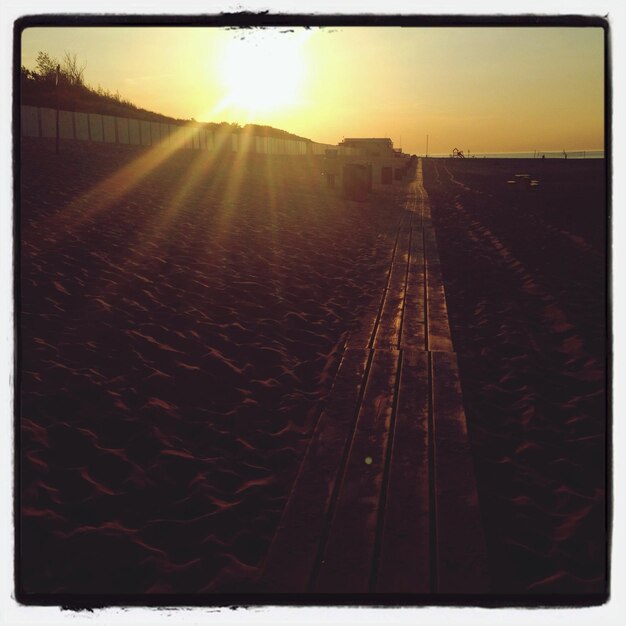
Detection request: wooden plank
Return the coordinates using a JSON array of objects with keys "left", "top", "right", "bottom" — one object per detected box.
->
[
  {"left": 431, "top": 351, "right": 489, "bottom": 593},
  {"left": 401, "top": 226, "right": 426, "bottom": 349},
  {"left": 349, "top": 219, "right": 407, "bottom": 349},
  {"left": 88, "top": 113, "right": 104, "bottom": 142},
  {"left": 373, "top": 227, "right": 411, "bottom": 349},
  {"left": 420, "top": 184, "right": 432, "bottom": 222},
  {"left": 259, "top": 349, "right": 370, "bottom": 592},
  {"left": 40, "top": 107, "right": 57, "bottom": 139},
  {"left": 402, "top": 293, "right": 426, "bottom": 350},
  {"left": 403, "top": 190, "right": 416, "bottom": 213},
  {"left": 425, "top": 227, "right": 453, "bottom": 352},
  {"left": 423, "top": 204, "right": 431, "bottom": 224},
  {"left": 347, "top": 307, "right": 379, "bottom": 349},
  {"left": 415, "top": 160, "right": 432, "bottom": 222},
  {"left": 116, "top": 117, "right": 130, "bottom": 144},
  {"left": 150, "top": 121, "right": 162, "bottom": 145},
  {"left": 139, "top": 120, "right": 150, "bottom": 146},
  {"left": 315, "top": 349, "right": 399, "bottom": 593},
  {"left": 422, "top": 202, "right": 432, "bottom": 222},
  {"left": 21, "top": 105, "right": 39, "bottom": 137},
  {"left": 376, "top": 350, "right": 430, "bottom": 593},
  {"left": 258, "top": 157, "right": 490, "bottom": 595},
  {"left": 102, "top": 115, "right": 116, "bottom": 143},
  {"left": 128, "top": 118, "right": 140, "bottom": 145},
  {"left": 58, "top": 110, "right": 74, "bottom": 140},
  {"left": 415, "top": 189, "right": 425, "bottom": 225}
]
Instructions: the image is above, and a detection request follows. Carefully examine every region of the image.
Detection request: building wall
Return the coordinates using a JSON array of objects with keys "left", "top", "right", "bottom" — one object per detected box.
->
[
  {"left": 20, "top": 105, "right": 347, "bottom": 158},
  {"left": 58, "top": 110, "right": 74, "bottom": 140},
  {"left": 117, "top": 117, "right": 130, "bottom": 144},
  {"left": 40, "top": 108, "right": 57, "bottom": 139},
  {"left": 103, "top": 116, "right": 116, "bottom": 143},
  {"left": 75, "top": 112, "right": 89, "bottom": 141}
]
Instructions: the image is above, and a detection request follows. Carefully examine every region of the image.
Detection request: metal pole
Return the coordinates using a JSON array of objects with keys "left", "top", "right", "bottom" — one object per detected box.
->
[
  {"left": 426, "top": 134, "right": 429, "bottom": 158},
  {"left": 55, "top": 64, "right": 60, "bottom": 154}
]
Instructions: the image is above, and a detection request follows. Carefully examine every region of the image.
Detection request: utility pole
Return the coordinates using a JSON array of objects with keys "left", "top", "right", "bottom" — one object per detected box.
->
[
  {"left": 55, "top": 64, "right": 60, "bottom": 154},
  {"left": 426, "top": 134, "right": 429, "bottom": 158}
]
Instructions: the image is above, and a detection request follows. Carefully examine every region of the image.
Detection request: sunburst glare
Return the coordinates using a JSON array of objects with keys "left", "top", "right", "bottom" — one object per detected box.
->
[{"left": 218, "top": 29, "right": 311, "bottom": 117}]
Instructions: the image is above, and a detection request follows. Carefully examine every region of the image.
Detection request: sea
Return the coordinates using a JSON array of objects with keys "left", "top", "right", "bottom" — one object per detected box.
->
[{"left": 426, "top": 150, "right": 605, "bottom": 159}]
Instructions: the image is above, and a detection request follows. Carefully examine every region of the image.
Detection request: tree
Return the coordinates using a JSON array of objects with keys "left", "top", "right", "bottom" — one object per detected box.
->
[
  {"left": 62, "top": 51, "right": 86, "bottom": 87},
  {"left": 20, "top": 66, "right": 35, "bottom": 82},
  {"left": 32, "top": 50, "right": 87, "bottom": 88},
  {"left": 35, "top": 51, "right": 57, "bottom": 77}
]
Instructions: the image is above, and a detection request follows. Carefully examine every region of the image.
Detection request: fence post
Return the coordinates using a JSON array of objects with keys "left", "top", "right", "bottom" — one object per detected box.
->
[{"left": 55, "top": 64, "right": 60, "bottom": 154}]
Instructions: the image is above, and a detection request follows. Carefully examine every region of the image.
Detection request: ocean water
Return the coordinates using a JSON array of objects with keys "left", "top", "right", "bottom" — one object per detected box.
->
[{"left": 426, "top": 150, "right": 605, "bottom": 159}]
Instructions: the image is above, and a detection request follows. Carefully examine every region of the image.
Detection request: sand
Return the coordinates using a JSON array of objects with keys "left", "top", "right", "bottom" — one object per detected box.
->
[
  {"left": 19, "top": 139, "right": 404, "bottom": 594},
  {"left": 18, "top": 140, "right": 608, "bottom": 598},
  {"left": 423, "top": 158, "right": 607, "bottom": 595}
]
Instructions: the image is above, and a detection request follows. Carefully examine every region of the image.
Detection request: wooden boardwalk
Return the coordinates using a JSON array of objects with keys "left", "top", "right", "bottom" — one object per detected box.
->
[{"left": 259, "top": 159, "right": 488, "bottom": 595}]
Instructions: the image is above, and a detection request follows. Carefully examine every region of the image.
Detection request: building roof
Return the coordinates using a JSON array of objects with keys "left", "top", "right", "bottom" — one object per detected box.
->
[{"left": 343, "top": 138, "right": 393, "bottom": 143}]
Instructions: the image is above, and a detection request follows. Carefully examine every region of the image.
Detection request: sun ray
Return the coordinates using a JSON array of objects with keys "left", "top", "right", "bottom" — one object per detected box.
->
[
  {"left": 208, "top": 144, "right": 250, "bottom": 250},
  {"left": 29, "top": 125, "right": 196, "bottom": 243}
]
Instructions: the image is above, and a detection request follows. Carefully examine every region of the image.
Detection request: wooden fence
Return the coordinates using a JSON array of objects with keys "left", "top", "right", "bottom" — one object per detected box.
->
[{"left": 20, "top": 105, "right": 362, "bottom": 157}]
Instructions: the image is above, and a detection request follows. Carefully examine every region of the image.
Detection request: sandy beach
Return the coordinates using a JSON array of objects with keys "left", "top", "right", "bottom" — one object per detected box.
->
[
  {"left": 424, "top": 158, "right": 607, "bottom": 594},
  {"left": 19, "top": 139, "right": 405, "bottom": 594},
  {"left": 18, "top": 141, "right": 607, "bottom": 597}
]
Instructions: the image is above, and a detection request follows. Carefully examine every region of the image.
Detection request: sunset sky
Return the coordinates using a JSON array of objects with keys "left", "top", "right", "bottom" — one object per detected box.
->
[{"left": 21, "top": 26, "right": 605, "bottom": 154}]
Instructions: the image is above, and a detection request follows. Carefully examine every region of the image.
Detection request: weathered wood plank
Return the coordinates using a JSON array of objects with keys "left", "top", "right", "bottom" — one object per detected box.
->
[
  {"left": 425, "top": 227, "right": 453, "bottom": 352},
  {"left": 413, "top": 161, "right": 431, "bottom": 222},
  {"left": 314, "top": 349, "right": 399, "bottom": 593},
  {"left": 347, "top": 306, "right": 380, "bottom": 348},
  {"left": 373, "top": 227, "right": 411, "bottom": 349},
  {"left": 260, "top": 160, "right": 489, "bottom": 596},
  {"left": 348, "top": 219, "right": 407, "bottom": 349},
  {"left": 403, "top": 186, "right": 416, "bottom": 212},
  {"left": 409, "top": 228, "right": 426, "bottom": 293},
  {"left": 259, "top": 349, "right": 370, "bottom": 592},
  {"left": 421, "top": 194, "right": 432, "bottom": 221},
  {"left": 401, "top": 226, "right": 426, "bottom": 349},
  {"left": 376, "top": 349, "right": 430, "bottom": 593},
  {"left": 401, "top": 293, "right": 426, "bottom": 350},
  {"left": 431, "top": 351, "right": 489, "bottom": 593}
]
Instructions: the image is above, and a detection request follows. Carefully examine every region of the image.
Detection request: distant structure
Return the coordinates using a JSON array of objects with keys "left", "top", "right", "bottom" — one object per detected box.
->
[
  {"left": 325, "top": 137, "right": 411, "bottom": 197},
  {"left": 339, "top": 137, "right": 395, "bottom": 158},
  {"left": 452, "top": 147, "right": 465, "bottom": 159}
]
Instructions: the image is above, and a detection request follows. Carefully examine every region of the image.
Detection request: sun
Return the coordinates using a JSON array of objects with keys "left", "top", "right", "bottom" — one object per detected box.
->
[{"left": 219, "top": 29, "right": 309, "bottom": 115}]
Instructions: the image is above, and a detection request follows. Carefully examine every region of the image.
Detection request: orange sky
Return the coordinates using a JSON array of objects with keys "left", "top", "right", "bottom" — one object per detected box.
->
[{"left": 21, "top": 26, "right": 605, "bottom": 154}]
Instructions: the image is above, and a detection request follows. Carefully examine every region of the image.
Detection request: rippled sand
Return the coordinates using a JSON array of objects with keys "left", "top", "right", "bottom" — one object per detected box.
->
[
  {"left": 19, "top": 139, "right": 404, "bottom": 594},
  {"left": 424, "top": 158, "right": 607, "bottom": 595},
  {"left": 20, "top": 143, "right": 606, "bottom": 599}
]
